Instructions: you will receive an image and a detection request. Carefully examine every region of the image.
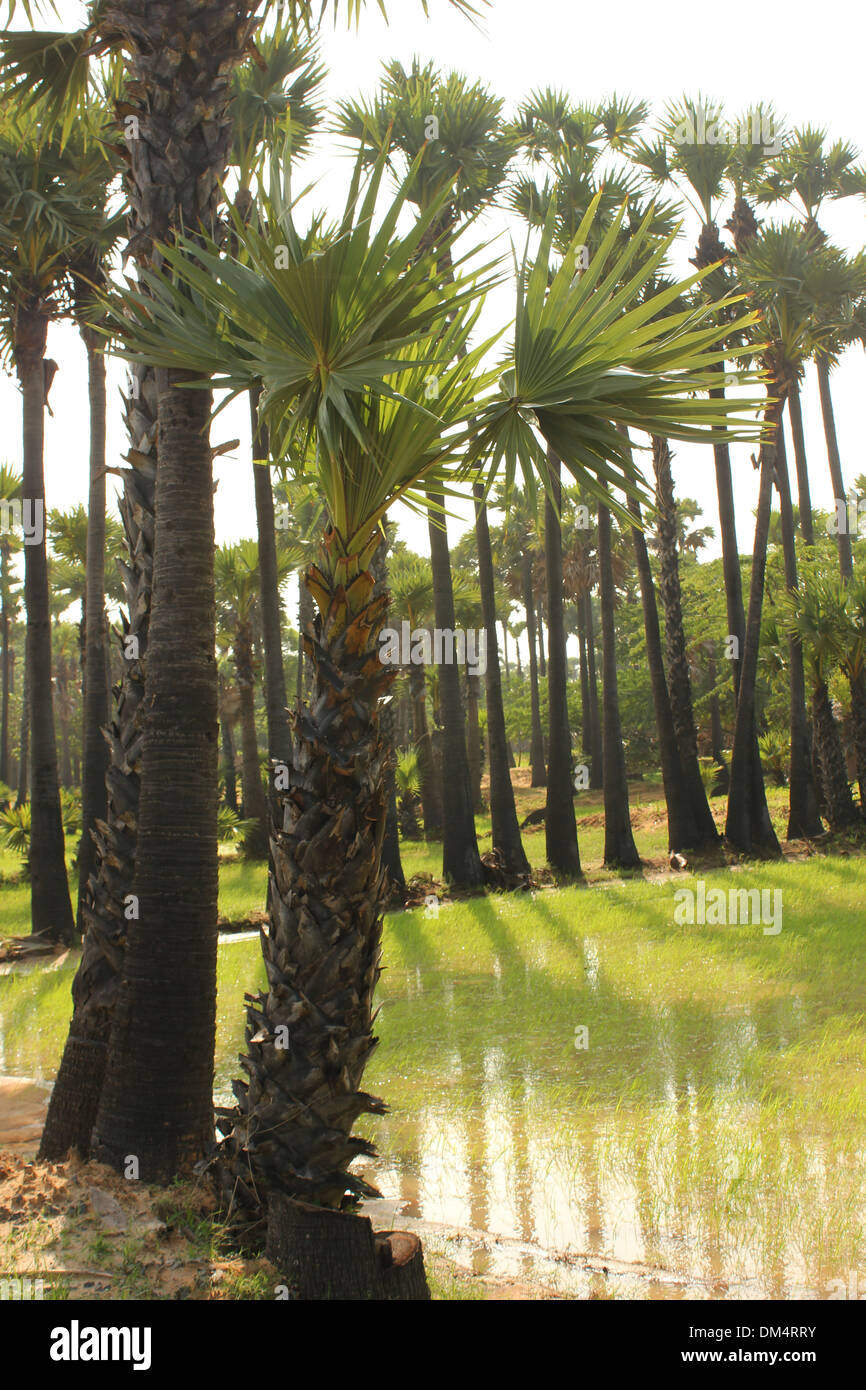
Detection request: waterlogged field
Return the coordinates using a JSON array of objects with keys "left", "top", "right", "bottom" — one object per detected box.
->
[{"left": 2, "top": 833, "right": 865, "bottom": 1298}]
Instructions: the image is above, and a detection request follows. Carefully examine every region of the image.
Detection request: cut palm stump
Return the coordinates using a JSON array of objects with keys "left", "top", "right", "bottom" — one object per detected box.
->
[{"left": 267, "top": 1197, "right": 430, "bottom": 1300}]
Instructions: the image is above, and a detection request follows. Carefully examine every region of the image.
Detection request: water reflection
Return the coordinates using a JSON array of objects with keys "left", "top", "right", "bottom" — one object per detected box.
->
[{"left": 2, "top": 900, "right": 866, "bottom": 1299}]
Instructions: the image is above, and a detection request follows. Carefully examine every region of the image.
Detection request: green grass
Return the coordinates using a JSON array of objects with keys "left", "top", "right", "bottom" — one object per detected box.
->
[{"left": 4, "top": 779, "right": 866, "bottom": 1297}]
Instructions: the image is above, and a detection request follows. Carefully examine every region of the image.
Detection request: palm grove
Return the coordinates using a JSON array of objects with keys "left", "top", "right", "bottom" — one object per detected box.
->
[{"left": 0, "top": 0, "right": 864, "bottom": 1297}]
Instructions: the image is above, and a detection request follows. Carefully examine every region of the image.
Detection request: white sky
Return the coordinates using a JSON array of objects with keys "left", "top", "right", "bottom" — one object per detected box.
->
[{"left": 3, "top": 0, "right": 865, "bottom": 612}]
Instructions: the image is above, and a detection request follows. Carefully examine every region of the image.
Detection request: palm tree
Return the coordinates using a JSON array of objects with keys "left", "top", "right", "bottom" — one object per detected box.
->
[
  {"left": 597, "top": 498, "right": 640, "bottom": 868},
  {"left": 337, "top": 58, "right": 519, "bottom": 889},
  {"left": 106, "top": 163, "right": 764, "bottom": 1287},
  {"left": 780, "top": 574, "right": 860, "bottom": 829},
  {"left": 0, "top": 104, "right": 112, "bottom": 943},
  {"left": 544, "top": 452, "right": 581, "bottom": 875}
]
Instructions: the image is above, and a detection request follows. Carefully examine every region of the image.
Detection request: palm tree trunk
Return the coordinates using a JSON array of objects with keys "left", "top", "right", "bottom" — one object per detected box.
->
[
  {"left": 816, "top": 356, "right": 853, "bottom": 580},
  {"left": 544, "top": 455, "right": 581, "bottom": 876},
  {"left": 522, "top": 551, "right": 547, "bottom": 788},
  {"left": 16, "top": 655, "right": 28, "bottom": 808},
  {"left": 584, "top": 592, "right": 603, "bottom": 789},
  {"left": 370, "top": 533, "right": 404, "bottom": 897},
  {"left": 846, "top": 668, "right": 866, "bottom": 810},
  {"left": 465, "top": 672, "right": 483, "bottom": 813},
  {"left": 77, "top": 330, "right": 110, "bottom": 932},
  {"left": 40, "top": 372, "right": 156, "bottom": 1162},
  {"left": 427, "top": 491, "right": 483, "bottom": 887},
  {"left": 93, "top": 374, "right": 219, "bottom": 1181},
  {"left": 597, "top": 501, "right": 640, "bottom": 868},
  {"left": 221, "top": 704, "right": 238, "bottom": 811},
  {"left": 474, "top": 483, "right": 528, "bottom": 875},
  {"left": 786, "top": 383, "right": 814, "bottom": 544},
  {"left": 652, "top": 436, "right": 719, "bottom": 846},
  {"left": 577, "top": 603, "right": 591, "bottom": 759},
  {"left": 812, "top": 679, "right": 860, "bottom": 829},
  {"left": 500, "top": 620, "right": 510, "bottom": 682},
  {"left": 536, "top": 599, "right": 546, "bottom": 677},
  {"left": 216, "top": 540, "right": 396, "bottom": 1232},
  {"left": 773, "top": 426, "right": 822, "bottom": 838},
  {"left": 235, "top": 624, "right": 269, "bottom": 858},
  {"left": 409, "top": 659, "right": 442, "bottom": 837},
  {"left": 17, "top": 306, "right": 74, "bottom": 941},
  {"left": 249, "top": 386, "right": 290, "bottom": 765},
  {"left": 629, "top": 495, "right": 700, "bottom": 851},
  {"left": 726, "top": 406, "right": 783, "bottom": 857},
  {"left": 0, "top": 544, "right": 10, "bottom": 787},
  {"left": 297, "top": 582, "right": 315, "bottom": 703}
]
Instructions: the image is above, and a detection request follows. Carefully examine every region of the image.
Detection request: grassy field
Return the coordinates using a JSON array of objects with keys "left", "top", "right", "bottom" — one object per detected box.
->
[{"left": 3, "top": 777, "right": 866, "bottom": 1296}]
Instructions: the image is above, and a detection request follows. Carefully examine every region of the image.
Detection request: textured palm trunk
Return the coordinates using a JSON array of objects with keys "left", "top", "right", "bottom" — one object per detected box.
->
[
  {"left": 544, "top": 456, "right": 581, "bottom": 877},
  {"left": 786, "top": 383, "right": 814, "bottom": 545},
  {"left": 597, "top": 502, "right": 640, "bottom": 869},
  {"left": 726, "top": 403, "right": 783, "bottom": 857},
  {"left": 652, "top": 436, "right": 719, "bottom": 847},
  {"left": 522, "top": 551, "right": 547, "bottom": 788},
  {"left": 17, "top": 306, "right": 74, "bottom": 942},
  {"left": 773, "top": 426, "right": 822, "bottom": 839},
  {"left": 0, "top": 544, "right": 10, "bottom": 787},
  {"left": 15, "top": 656, "right": 28, "bottom": 808},
  {"left": 536, "top": 598, "right": 546, "bottom": 677},
  {"left": 500, "top": 621, "right": 510, "bottom": 682},
  {"left": 629, "top": 495, "right": 700, "bottom": 851},
  {"left": 93, "top": 373, "right": 219, "bottom": 1181},
  {"left": 40, "top": 374, "right": 156, "bottom": 1161},
  {"left": 812, "top": 680, "right": 860, "bottom": 829},
  {"left": 577, "top": 605, "right": 591, "bottom": 759},
  {"left": 708, "top": 653, "right": 725, "bottom": 766},
  {"left": 215, "top": 533, "right": 395, "bottom": 1226},
  {"left": 297, "top": 583, "right": 315, "bottom": 703},
  {"left": 77, "top": 331, "right": 110, "bottom": 931},
  {"left": 465, "top": 672, "right": 483, "bottom": 813},
  {"left": 816, "top": 356, "right": 853, "bottom": 580},
  {"left": 221, "top": 703, "right": 238, "bottom": 811},
  {"left": 473, "top": 484, "right": 528, "bottom": 874},
  {"left": 584, "top": 592, "right": 603, "bottom": 790},
  {"left": 86, "top": 0, "right": 256, "bottom": 1179},
  {"left": 235, "top": 620, "right": 269, "bottom": 858},
  {"left": 427, "top": 489, "right": 483, "bottom": 887},
  {"left": 249, "top": 387, "right": 290, "bottom": 765}
]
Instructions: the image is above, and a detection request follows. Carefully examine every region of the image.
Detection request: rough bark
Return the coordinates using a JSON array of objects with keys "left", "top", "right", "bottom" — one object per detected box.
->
[
  {"left": 597, "top": 503, "right": 640, "bottom": 868},
  {"left": 544, "top": 455, "right": 581, "bottom": 877}
]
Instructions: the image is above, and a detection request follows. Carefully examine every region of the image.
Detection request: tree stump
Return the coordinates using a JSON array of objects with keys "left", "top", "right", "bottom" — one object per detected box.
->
[{"left": 266, "top": 1196, "right": 430, "bottom": 1301}]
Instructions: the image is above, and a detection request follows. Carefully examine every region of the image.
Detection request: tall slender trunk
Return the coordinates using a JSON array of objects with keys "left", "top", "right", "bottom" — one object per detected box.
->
[
  {"left": 40, "top": 372, "right": 156, "bottom": 1162},
  {"left": 652, "top": 436, "right": 718, "bottom": 846},
  {"left": 221, "top": 703, "right": 238, "bottom": 811},
  {"left": 17, "top": 306, "right": 74, "bottom": 941},
  {"left": 544, "top": 456, "right": 580, "bottom": 876},
  {"left": 786, "top": 382, "right": 814, "bottom": 544},
  {"left": 597, "top": 502, "right": 640, "bottom": 868},
  {"left": 474, "top": 484, "right": 528, "bottom": 874},
  {"left": 726, "top": 403, "right": 783, "bottom": 857},
  {"left": 409, "top": 660, "right": 442, "bottom": 837},
  {"left": 629, "top": 494, "right": 700, "bottom": 851},
  {"left": 15, "top": 655, "right": 28, "bottom": 808},
  {"left": 536, "top": 598, "right": 546, "bottom": 677},
  {"left": 774, "top": 425, "right": 822, "bottom": 839},
  {"left": 708, "top": 651, "right": 725, "bottom": 766},
  {"left": 577, "top": 602, "right": 591, "bottom": 759},
  {"left": 0, "top": 544, "right": 10, "bottom": 787},
  {"left": 77, "top": 331, "right": 110, "bottom": 931},
  {"left": 584, "top": 592, "right": 603, "bottom": 789},
  {"left": 466, "top": 672, "right": 483, "bottom": 813},
  {"left": 816, "top": 356, "right": 853, "bottom": 580},
  {"left": 371, "top": 534, "right": 404, "bottom": 897},
  {"left": 249, "top": 386, "right": 290, "bottom": 765},
  {"left": 500, "top": 620, "right": 510, "bottom": 682},
  {"left": 522, "top": 551, "right": 547, "bottom": 788},
  {"left": 93, "top": 375, "right": 219, "bottom": 1180},
  {"left": 235, "top": 621, "right": 269, "bottom": 857},
  {"left": 427, "top": 490, "right": 483, "bottom": 887}
]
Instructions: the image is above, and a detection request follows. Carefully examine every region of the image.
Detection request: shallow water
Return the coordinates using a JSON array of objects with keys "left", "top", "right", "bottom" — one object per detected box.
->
[{"left": 3, "top": 879, "right": 866, "bottom": 1299}]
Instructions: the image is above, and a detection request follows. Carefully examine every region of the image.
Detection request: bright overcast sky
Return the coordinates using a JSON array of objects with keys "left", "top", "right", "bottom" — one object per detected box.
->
[{"left": 3, "top": 0, "right": 865, "bottom": 592}]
